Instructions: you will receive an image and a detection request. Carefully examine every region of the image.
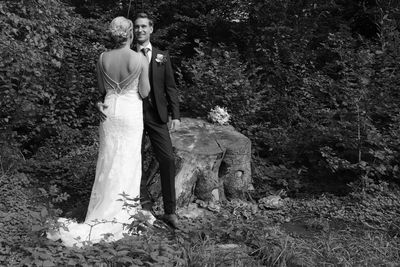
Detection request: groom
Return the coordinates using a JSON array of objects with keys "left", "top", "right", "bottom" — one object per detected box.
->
[{"left": 133, "top": 13, "right": 181, "bottom": 228}]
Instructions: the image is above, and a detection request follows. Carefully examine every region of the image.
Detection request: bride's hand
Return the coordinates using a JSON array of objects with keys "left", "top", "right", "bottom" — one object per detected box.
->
[
  {"left": 169, "top": 119, "right": 180, "bottom": 132},
  {"left": 96, "top": 102, "right": 108, "bottom": 122}
]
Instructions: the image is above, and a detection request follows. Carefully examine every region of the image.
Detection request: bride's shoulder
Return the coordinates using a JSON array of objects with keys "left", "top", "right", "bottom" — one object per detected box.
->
[
  {"left": 127, "top": 50, "right": 144, "bottom": 69},
  {"left": 100, "top": 50, "right": 112, "bottom": 56},
  {"left": 128, "top": 50, "right": 146, "bottom": 62},
  {"left": 98, "top": 50, "right": 112, "bottom": 62},
  {"left": 128, "top": 49, "right": 138, "bottom": 55}
]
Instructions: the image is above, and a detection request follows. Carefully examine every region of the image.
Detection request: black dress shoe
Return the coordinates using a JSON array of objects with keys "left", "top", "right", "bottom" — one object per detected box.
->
[
  {"left": 141, "top": 202, "right": 153, "bottom": 211},
  {"left": 161, "top": 214, "right": 180, "bottom": 229}
]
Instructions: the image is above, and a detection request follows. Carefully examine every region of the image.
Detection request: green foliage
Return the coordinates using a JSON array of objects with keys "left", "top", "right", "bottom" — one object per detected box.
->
[
  {"left": 290, "top": 7, "right": 400, "bottom": 184},
  {"left": 1, "top": 162, "right": 400, "bottom": 266},
  {"left": 24, "top": 125, "right": 99, "bottom": 218},
  {"left": 0, "top": 0, "right": 106, "bottom": 156},
  {"left": 0, "top": 169, "right": 65, "bottom": 266},
  {"left": 178, "top": 42, "right": 261, "bottom": 120},
  {"left": 169, "top": 0, "right": 400, "bottom": 187}
]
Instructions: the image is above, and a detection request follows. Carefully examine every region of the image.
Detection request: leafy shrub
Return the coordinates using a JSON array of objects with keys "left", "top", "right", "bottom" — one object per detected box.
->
[
  {"left": 0, "top": 167, "right": 67, "bottom": 266},
  {"left": 0, "top": 0, "right": 107, "bottom": 156},
  {"left": 24, "top": 125, "right": 99, "bottom": 218},
  {"left": 178, "top": 42, "right": 268, "bottom": 150}
]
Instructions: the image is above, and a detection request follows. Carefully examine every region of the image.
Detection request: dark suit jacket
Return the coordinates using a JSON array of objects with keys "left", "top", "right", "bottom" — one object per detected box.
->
[{"left": 146, "top": 47, "right": 180, "bottom": 124}]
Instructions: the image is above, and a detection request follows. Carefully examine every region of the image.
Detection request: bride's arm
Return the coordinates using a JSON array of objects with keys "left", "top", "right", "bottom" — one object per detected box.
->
[
  {"left": 95, "top": 58, "right": 108, "bottom": 121},
  {"left": 96, "top": 59, "right": 106, "bottom": 103},
  {"left": 138, "top": 54, "right": 150, "bottom": 99}
]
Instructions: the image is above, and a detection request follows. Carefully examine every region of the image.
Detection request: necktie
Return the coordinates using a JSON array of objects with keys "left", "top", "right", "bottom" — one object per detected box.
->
[{"left": 141, "top": 47, "right": 150, "bottom": 63}]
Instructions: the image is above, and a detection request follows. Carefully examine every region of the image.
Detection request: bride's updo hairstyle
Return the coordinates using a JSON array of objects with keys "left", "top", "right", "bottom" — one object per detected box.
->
[{"left": 109, "top": 16, "right": 133, "bottom": 47}]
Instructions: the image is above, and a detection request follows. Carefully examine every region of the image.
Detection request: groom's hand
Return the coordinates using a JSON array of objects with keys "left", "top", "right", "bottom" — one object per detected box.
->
[
  {"left": 169, "top": 119, "right": 180, "bottom": 132},
  {"left": 96, "top": 102, "right": 108, "bottom": 122}
]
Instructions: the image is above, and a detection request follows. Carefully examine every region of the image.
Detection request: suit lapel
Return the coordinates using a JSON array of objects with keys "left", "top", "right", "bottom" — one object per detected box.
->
[
  {"left": 149, "top": 48, "right": 154, "bottom": 82},
  {"left": 151, "top": 47, "right": 159, "bottom": 83},
  {"left": 150, "top": 47, "right": 160, "bottom": 106}
]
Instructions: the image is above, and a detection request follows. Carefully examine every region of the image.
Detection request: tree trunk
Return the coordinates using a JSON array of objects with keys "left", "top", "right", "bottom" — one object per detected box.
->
[{"left": 145, "top": 118, "right": 252, "bottom": 208}]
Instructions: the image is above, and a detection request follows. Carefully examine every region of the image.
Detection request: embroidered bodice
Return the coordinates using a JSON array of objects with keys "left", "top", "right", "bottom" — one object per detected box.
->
[{"left": 99, "top": 53, "right": 140, "bottom": 95}]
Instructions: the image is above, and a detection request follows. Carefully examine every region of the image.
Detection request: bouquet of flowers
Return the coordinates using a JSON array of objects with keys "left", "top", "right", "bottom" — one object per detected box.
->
[{"left": 208, "top": 106, "right": 231, "bottom": 125}]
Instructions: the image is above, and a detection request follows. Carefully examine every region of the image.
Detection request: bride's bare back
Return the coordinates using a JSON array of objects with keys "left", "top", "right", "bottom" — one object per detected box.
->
[
  {"left": 101, "top": 49, "right": 141, "bottom": 83},
  {"left": 97, "top": 48, "right": 149, "bottom": 99}
]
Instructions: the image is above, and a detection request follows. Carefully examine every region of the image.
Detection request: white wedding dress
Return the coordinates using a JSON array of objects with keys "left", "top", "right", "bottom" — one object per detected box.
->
[{"left": 47, "top": 53, "right": 154, "bottom": 247}]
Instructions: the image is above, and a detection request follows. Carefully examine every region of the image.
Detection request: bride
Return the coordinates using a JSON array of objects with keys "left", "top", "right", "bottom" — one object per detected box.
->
[{"left": 47, "top": 16, "right": 153, "bottom": 247}]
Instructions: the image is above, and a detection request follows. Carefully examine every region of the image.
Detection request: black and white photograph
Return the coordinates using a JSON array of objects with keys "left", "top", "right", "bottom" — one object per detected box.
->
[{"left": 1, "top": 0, "right": 400, "bottom": 266}]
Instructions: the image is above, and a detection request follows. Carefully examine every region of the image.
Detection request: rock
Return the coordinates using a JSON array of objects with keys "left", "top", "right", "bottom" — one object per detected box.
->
[
  {"left": 258, "top": 195, "right": 285, "bottom": 209},
  {"left": 177, "top": 203, "right": 215, "bottom": 219},
  {"left": 145, "top": 117, "right": 253, "bottom": 208}
]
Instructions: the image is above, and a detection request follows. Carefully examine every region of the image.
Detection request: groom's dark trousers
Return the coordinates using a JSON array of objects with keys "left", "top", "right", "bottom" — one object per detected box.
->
[{"left": 142, "top": 100, "right": 176, "bottom": 214}]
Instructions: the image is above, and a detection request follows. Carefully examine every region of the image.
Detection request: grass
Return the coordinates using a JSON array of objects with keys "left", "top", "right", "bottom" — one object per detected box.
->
[{"left": 1, "top": 162, "right": 400, "bottom": 266}]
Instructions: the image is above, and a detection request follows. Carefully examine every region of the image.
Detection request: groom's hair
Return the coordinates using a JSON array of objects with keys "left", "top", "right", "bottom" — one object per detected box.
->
[{"left": 135, "top": 13, "right": 154, "bottom": 27}]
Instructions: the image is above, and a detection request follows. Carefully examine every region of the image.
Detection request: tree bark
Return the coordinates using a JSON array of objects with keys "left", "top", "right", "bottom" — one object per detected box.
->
[{"left": 145, "top": 118, "right": 252, "bottom": 208}]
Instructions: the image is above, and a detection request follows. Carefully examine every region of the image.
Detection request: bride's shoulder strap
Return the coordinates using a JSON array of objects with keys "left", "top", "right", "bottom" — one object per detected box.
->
[{"left": 99, "top": 52, "right": 105, "bottom": 70}]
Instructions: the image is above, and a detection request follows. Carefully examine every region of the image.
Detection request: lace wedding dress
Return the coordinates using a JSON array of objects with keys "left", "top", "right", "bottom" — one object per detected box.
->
[{"left": 47, "top": 53, "right": 154, "bottom": 247}]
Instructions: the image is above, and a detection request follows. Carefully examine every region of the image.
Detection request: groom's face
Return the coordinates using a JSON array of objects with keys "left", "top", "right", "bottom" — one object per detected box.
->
[{"left": 134, "top": 18, "right": 153, "bottom": 44}]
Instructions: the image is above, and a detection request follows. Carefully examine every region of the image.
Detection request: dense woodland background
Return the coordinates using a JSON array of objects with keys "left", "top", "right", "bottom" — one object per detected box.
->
[{"left": 1, "top": 0, "right": 400, "bottom": 266}]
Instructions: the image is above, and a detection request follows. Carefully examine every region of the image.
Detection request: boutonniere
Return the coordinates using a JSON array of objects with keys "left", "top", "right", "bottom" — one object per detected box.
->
[{"left": 155, "top": 54, "right": 167, "bottom": 64}]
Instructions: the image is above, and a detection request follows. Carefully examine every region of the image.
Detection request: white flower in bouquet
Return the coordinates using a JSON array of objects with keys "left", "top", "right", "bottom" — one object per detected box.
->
[{"left": 208, "top": 106, "right": 231, "bottom": 125}]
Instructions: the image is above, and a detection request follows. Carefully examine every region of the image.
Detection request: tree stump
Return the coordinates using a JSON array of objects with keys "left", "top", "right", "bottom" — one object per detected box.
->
[{"left": 145, "top": 118, "right": 253, "bottom": 208}]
